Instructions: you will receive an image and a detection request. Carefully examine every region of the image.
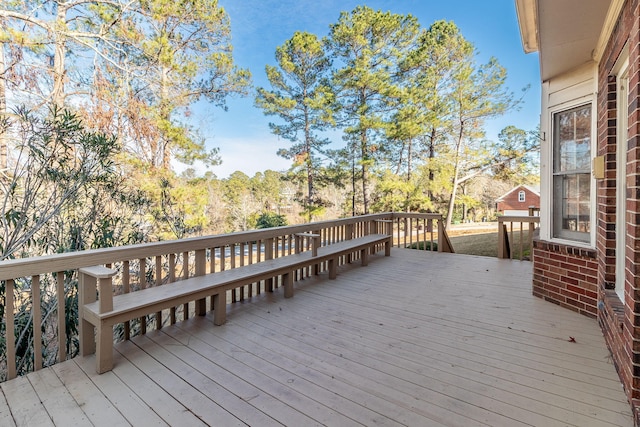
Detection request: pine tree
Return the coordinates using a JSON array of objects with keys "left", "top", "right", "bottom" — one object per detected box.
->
[{"left": 255, "top": 31, "right": 334, "bottom": 220}]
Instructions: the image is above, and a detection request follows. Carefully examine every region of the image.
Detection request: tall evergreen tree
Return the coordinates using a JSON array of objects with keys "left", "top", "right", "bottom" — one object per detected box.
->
[
  {"left": 132, "top": 0, "right": 251, "bottom": 169},
  {"left": 398, "top": 20, "right": 517, "bottom": 226},
  {"left": 255, "top": 31, "right": 334, "bottom": 220},
  {"left": 328, "top": 6, "right": 420, "bottom": 214},
  {"left": 397, "top": 21, "right": 473, "bottom": 199}
]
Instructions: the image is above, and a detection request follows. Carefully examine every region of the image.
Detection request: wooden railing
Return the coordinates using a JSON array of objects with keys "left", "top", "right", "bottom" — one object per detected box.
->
[
  {"left": 0, "top": 212, "right": 450, "bottom": 381},
  {"left": 498, "top": 215, "right": 540, "bottom": 260},
  {"left": 388, "top": 213, "right": 454, "bottom": 253}
]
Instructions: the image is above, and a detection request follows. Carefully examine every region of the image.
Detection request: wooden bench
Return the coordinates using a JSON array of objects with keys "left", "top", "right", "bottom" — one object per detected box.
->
[{"left": 79, "top": 233, "right": 391, "bottom": 373}]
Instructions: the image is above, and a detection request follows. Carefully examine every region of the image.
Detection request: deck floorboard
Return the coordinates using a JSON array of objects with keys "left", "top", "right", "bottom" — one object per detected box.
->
[{"left": 2, "top": 249, "right": 633, "bottom": 426}]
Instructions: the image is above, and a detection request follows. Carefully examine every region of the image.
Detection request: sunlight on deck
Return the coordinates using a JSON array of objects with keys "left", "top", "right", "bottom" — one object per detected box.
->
[{"left": 0, "top": 249, "right": 633, "bottom": 426}]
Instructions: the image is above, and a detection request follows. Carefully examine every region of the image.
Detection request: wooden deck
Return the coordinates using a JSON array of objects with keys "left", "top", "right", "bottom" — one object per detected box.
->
[{"left": 0, "top": 249, "right": 633, "bottom": 426}]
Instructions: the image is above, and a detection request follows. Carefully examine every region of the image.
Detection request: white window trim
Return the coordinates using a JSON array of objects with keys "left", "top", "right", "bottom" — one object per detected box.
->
[
  {"left": 613, "top": 47, "right": 629, "bottom": 301},
  {"left": 542, "top": 95, "right": 596, "bottom": 248},
  {"left": 518, "top": 191, "right": 526, "bottom": 202}
]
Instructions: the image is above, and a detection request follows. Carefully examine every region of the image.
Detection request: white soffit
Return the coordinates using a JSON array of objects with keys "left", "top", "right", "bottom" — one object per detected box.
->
[{"left": 536, "top": 0, "right": 610, "bottom": 80}]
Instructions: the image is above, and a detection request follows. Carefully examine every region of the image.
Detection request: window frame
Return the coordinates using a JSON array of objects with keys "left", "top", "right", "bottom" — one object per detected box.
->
[
  {"left": 614, "top": 48, "right": 629, "bottom": 301},
  {"left": 518, "top": 190, "right": 526, "bottom": 203},
  {"left": 549, "top": 101, "right": 595, "bottom": 245}
]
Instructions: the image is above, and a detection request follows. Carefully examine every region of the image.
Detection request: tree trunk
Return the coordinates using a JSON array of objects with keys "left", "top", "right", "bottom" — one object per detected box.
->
[
  {"left": 461, "top": 184, "right": 466, "bottom": 222},
  {"left": 445, "top": 122, "right": 465, "bottom": 228},
  {"left": 304, "top": 104, "right": 314, "bottom": 221},
  {"left": 445, "top": 166, "right": 460, "bottom": 228},
  {"left": 351, "top": 144, "right": 356, "bottom": 216},
  {"left": 407, "top": 139, "right": 412, "bottom": 181},
  {"left": 0, "top": 40, "right": 7, "bottom": 170},
  {"left": 395, "top": 142, "right": 405, "bottom": 175},
  {"left": 360, "top": 130, "right": 369, "bottom": 214},
  {"left": 160, "top": 66, "right": 171, "bottom": 169},
  {"left": 306, "top": 158, "right": 314, "bottom": 219},
  {"left": 427, "top": 127, "right": 436, "bottom": 200},
  {"left": 52, "top": 7, "right": 67, "bottom": 109}
]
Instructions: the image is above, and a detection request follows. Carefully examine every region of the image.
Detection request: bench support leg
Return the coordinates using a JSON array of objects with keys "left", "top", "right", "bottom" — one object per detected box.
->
[
  {"left": 80, "top": 319, "right": 96, "bottom": 357},
  {"left": 195, "top": 298, "right": 206, "bottom": 316},
  {"left": 329, "top": 258, "right": 337, "bottom": 279},
  {"left": 96, "top": 323, "right": 114, "bottom": 374},
  {"left": 213, "top": 292, "right": 226, "bottom": 326},
  {"left": 361, "top": 248, "right": 369, "bottom": 266},
  {"left": 79, "top": 273, "right": 97, "bottom": 357},
  {"left": 385, "top": 238, "right": 391, "bottom": 256},
  {"left": 283, "top": 272, "right": 293, "bottom": 298}
]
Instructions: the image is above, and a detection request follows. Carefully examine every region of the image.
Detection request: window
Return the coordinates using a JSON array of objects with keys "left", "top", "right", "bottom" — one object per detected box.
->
[
  {"left": 552, "top": 104, "right": 591, "bottom": 242},
  {"left": 518, "top": 190, "right": 526, "bottom": 202}
]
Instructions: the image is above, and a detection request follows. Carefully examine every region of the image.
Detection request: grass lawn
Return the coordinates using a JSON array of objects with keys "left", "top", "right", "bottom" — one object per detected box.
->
[
  {"left": 449, "top": 232, "right": 500, "bottom": 257},
  {"left": 406, "top": 224, "right": 532, "bottom": 259},
  {"left": 448, "top": 229, "right": 532, "bottom": 258}
]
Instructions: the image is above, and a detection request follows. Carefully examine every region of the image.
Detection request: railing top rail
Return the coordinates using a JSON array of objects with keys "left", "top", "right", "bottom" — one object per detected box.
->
[
  {"left": 390, "top": 212, "right": 443, "bottom": 220},
  {"left": 0, "top": 212, "right": 440, "bottom": 280},
  {"left": 498, "top": 215, "right": 541, "bottom": 223}
]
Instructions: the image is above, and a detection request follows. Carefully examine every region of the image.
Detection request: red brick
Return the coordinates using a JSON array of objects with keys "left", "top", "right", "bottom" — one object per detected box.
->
[
  {"left": 568, "top": 284, "right": 587, "bottom": 295},
  {"left": 550, "top": 253, "right": 568, "bottom": 263}
]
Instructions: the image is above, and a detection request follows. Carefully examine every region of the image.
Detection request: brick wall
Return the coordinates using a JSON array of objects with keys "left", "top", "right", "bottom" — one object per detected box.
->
[
  {"left": 626, "top": 0, "right": 640, "bottom": 420},
  {"left": 595, "top": 0, "right": 640, "bottom": 421},
  {"left": 532, "top": 240, "right": 598, "bottom": 317}
]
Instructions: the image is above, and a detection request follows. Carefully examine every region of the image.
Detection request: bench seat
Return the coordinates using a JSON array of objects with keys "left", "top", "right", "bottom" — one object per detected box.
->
[{"left": 81, "top": 233, "right": 391, "bottom": 373}]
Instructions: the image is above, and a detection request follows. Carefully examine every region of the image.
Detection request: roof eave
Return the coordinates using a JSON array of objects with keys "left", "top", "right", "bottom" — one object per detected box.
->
[{"left": 515, "top": 0, "right": 539, "bottom": 53}]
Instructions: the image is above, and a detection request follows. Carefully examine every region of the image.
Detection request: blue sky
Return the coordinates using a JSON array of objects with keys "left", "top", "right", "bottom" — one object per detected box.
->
[{"left": 191, "top": 0, "right": 540, "bottom": 178}]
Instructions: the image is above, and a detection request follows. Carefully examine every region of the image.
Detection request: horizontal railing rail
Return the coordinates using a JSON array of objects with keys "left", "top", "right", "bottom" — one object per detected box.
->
[
  {"left": 0, "top": 212, "right": 450, "bottom": 381},
  {"left": 497, "top": 215, "right": 540, "bottom": 260}
]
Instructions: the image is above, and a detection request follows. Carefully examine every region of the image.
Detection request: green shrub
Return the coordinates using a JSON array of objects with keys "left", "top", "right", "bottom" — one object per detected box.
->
[
  {"left": 408, "top": 241, "right": 438, "bottom": 251},
  {"left": 256, "top": 212, "right": 288, "bottom": 229}
]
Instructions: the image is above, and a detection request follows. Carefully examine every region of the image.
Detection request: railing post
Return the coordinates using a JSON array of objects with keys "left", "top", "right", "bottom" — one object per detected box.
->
[
  {"left": 311, "top": 231, "right": 321, "bottom": 275},
  {"left": 346, "top": 223, "right": 353, "bottom": 240},
  {"left": 435, "top": 216, "right": 454, "bottom": 253},
  {"left": 528, "top": 218, "right": 535, "bottom": 256},
  {"left": 182, "top": 252, "right": 189, "bottom": 319},
  {"left": 498, "top": 221, "right": 511, "bottom": 259},
  {"left": 295, "top": 232, "right": 321, "bottom": 276},
  {"left": 294, "top": 234, "right": 302, "bottom": 255},
  {"left": 31, "top": 275, "right": 42, "bottom": 371},
  {"left": 195, "top": 249, "right": 207, "bottom": 315},
  {"left": 5, "top": 279, "right": 16, "bottom": 380},
  {"left": 346, "top": 223, "right": 354, "bottom": 263},
  {"left": 375, "top": 219, "right": 393, "bottom": 256},
  {"left": 139, "top": 258, "right": 147, "bottom": 333},
  {"left": 56, "top": 272, "right": 66, "bottom": 363},
  {"left": 265, "top": 237, "right": 274, "bottom": 292},
  {"left": 155, "top": 255, "right": 163, "bottom": 329},
  {"left": 498, "top": 219, "right": 505, "bottom": 258},
  {"left": 122, "top": 260, "right": 131, "bottom": 339}
]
